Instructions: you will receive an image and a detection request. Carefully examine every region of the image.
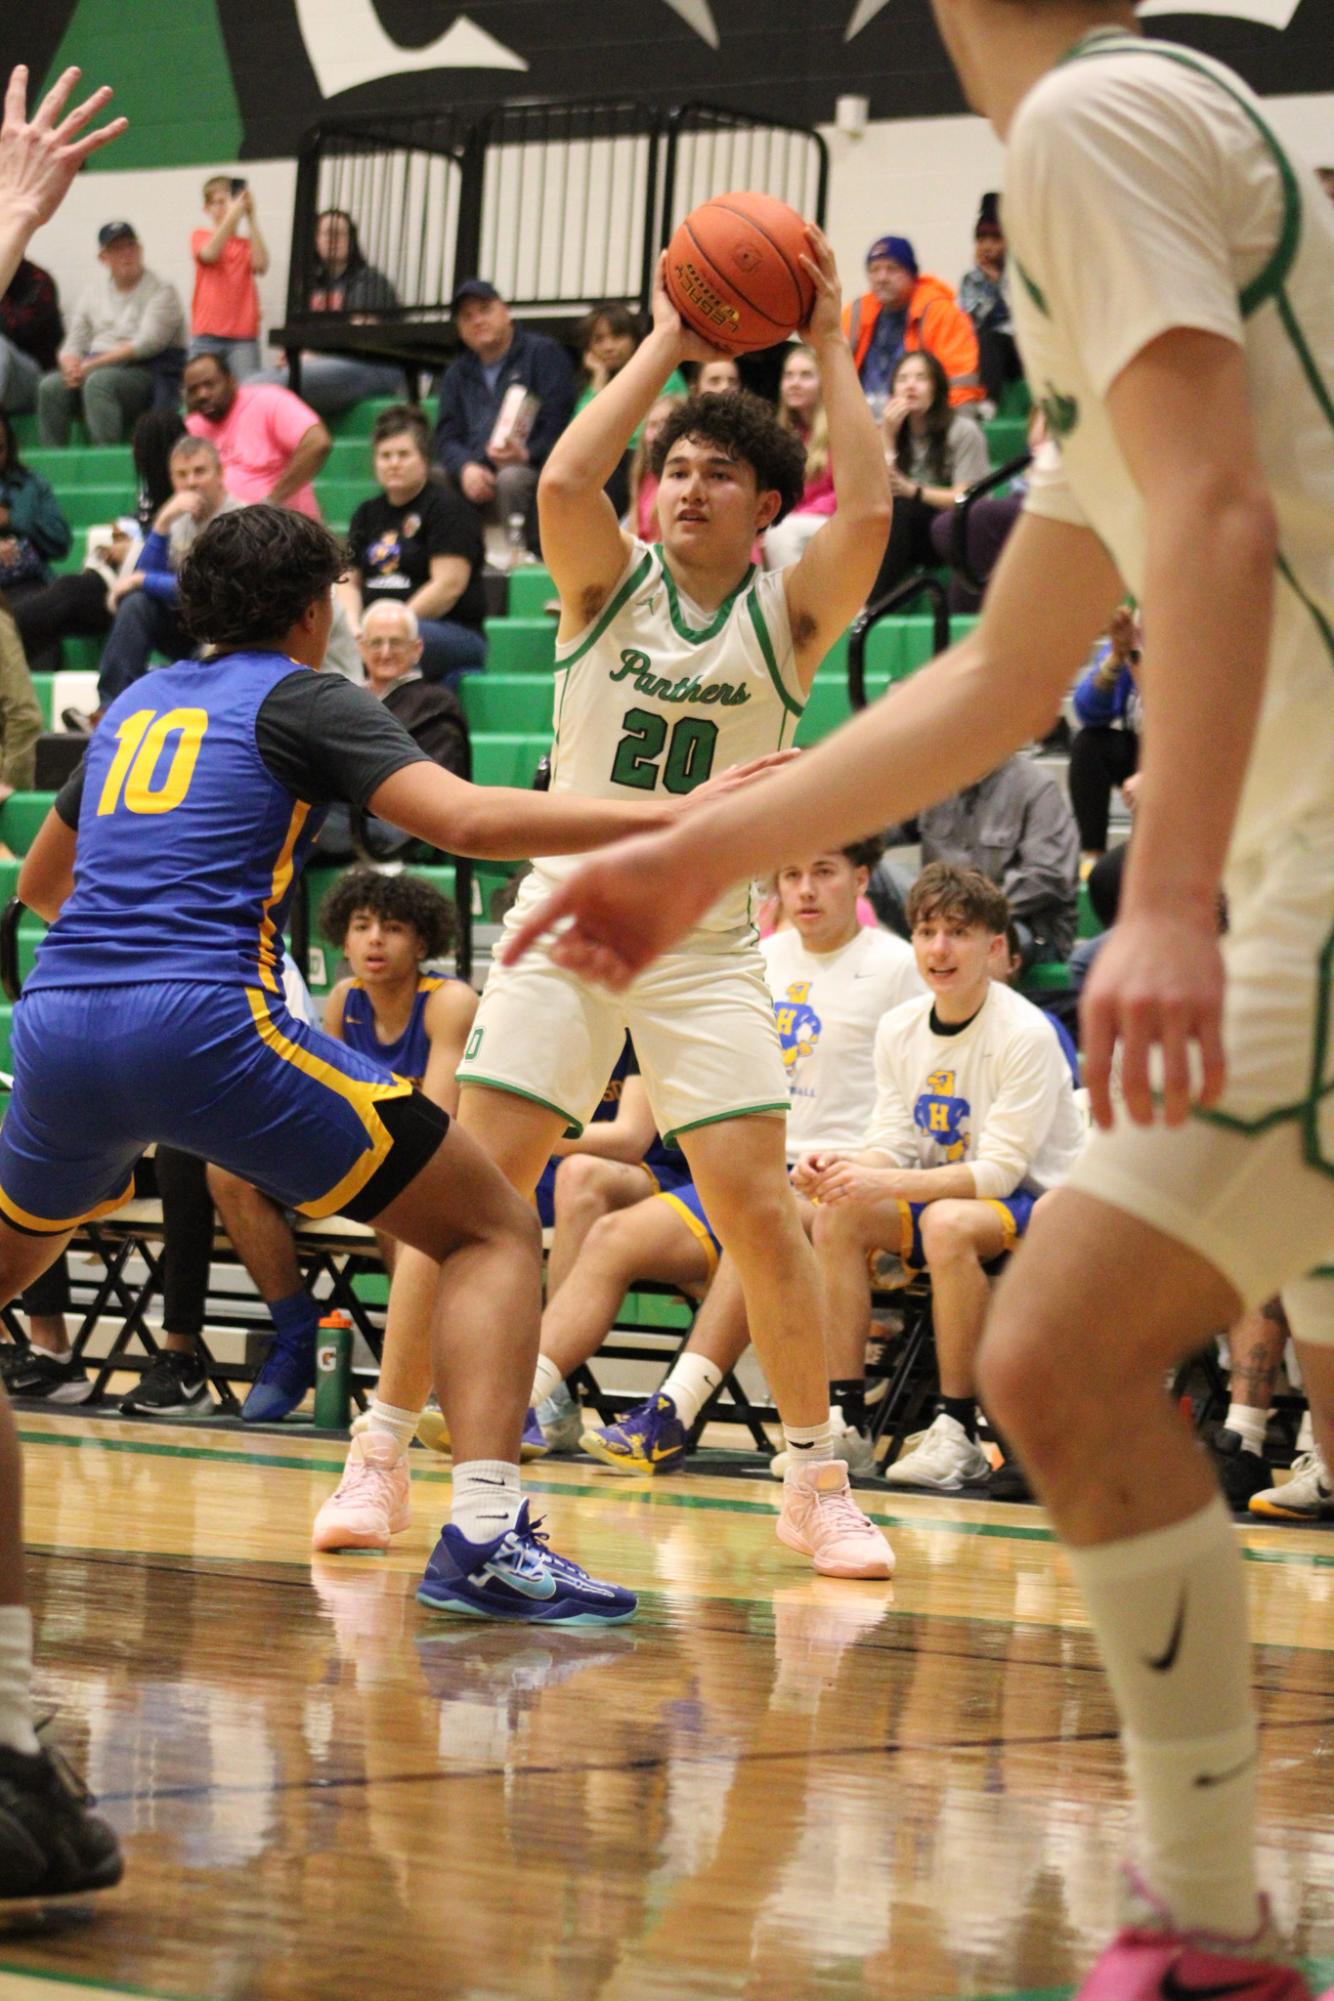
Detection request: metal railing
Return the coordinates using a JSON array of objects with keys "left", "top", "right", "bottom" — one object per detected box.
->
[
  {"left": 948, "top": 451, "right": 1031, "bottom": 597},
  {"left": 846, "top": 575, "right": 951, "bottom": 713}
]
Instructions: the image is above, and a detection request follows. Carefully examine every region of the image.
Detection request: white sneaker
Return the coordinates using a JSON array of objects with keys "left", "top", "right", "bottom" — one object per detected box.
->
[
  {"left": 1248, "top": 1450, "right": 1334, "bottom": 1522},
  {"left": 770, "top": 1419, "right": 880, "bottom": 1482},
  {"left": 882, "top": 1412, "right": 991, "bottom": 1493}
]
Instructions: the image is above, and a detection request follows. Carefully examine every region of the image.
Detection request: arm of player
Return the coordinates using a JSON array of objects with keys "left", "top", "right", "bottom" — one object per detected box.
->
[
  {"left": 550, "top": 1075, "right": 659, "bottom": 1164},
  {"left": 538, "top": 254, "right": 724, "bottom": 636},
  {"left": 814, "top": 1158, "right": 978, "bottom": 1205},
  {"left": 365, "top": 747, "right": 796, "bottom": 862},
  {"left": 419, "top": 982, "right": 479, "bottom": 1119},
  {"left": 499, "top": 509, "right": 1122, "bottom": 986},
  {"left": 1081, "top": 327, "right": 1276, "bottom": 1130},
  {"left": 0, "top": 68, "right": 126, "bottom": 296},
  {"left": 17, "top": 808, "right": 76, "bottom": 922},
  {"left": 782, "top": 229, "right": 893, "bottom": 689},
  {"left": 321, "top": 981, "right": 350, "bottom": 1042}
]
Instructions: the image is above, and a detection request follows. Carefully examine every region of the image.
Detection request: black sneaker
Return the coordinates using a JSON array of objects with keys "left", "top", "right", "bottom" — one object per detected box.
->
[
  {"left": 0, "top": 1342, "right": 32, "bottom": 1386},
  {"left": 1209, "top": 1427, "right": 1273, "bottom": 1511},
  {"left": 119, "top": 1351, "right": 212, "bottom": 1420},
  {"left": 6, "top": 1351, "right": 92, "bottom": 1405},
  {"left": 986, "top": 1456, "right": 1033, "bottom": 1502},
  {"left": 0, "top": 1739, "right": 122, "bottom": 1901}
]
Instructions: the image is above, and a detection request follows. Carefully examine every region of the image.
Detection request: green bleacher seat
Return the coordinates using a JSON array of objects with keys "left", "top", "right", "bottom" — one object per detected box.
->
[
  {"left": 0, "top": 793, "right": 55, "bottom": 857},
  {"left": 30, "top": 675, "right": 53, "bottom": 730},
  {"left": 0, "top": 1002, "right": 12, "bottom": 1074},
  {"left": 325, "top": 399, "right": 405, "bottom": 440},
  {"left": 24, "top": 446, "right": 133, "bottom": 486},
  {"left": 15, "top": 910, "right": 46, "bottom": 985},
  {"left": 1023, "top": 961, "right": 1073, "bottom": 994},
  {"left": 1076, "top": 877, "right": 1103, "bottom": 941},
  {"left": 460, "top": 676, "right": 553, "bottom": 733},
  {"left": 482, "top": 618, "right": 557, "bottom": 675},
  {"left": 982, "top": 416, "right": 1028, "bottom": 463},
  {"left": 0, "top": 859, "right": 19, "bottom": 906},
  {"left": 504, "top": 568, "right": 557, "bottom": 617},
  {"left": 470, "top": 734, "right": 549, "bottom": 789},
  {"left": 997, "top": 379, "right": 1031, "bottom": 419},
  {"left": 56, "top": 489, "right": 132, "bottom": 531}
]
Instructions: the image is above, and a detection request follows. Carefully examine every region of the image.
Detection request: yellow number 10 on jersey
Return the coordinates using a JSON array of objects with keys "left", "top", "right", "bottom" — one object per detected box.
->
[{"left": 95, "top": 708, "right": 210, "bottom": 818}]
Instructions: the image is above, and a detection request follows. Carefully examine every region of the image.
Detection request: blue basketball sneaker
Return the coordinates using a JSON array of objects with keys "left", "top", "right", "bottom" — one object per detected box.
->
[
  {"left": 417, "top": 1503, "right": 637, "bottom": 1624},
  {"left": 580, "top": 1393, "right": 688, "bottom": 1475},
  {"left": 242, "top": 1334, "right": 316, "bottom": 1423},
  {"left": 521, "top": 1406, "right": 550, "bottom": 1460}
]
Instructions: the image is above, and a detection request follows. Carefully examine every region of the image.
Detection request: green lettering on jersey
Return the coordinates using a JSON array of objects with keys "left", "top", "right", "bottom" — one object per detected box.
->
[
  {"left": 1039, "top": 379, "right": 1079, "bottom": 439},
  {"left": 607, "top": 648, "right": 750, "bottom": 709}
]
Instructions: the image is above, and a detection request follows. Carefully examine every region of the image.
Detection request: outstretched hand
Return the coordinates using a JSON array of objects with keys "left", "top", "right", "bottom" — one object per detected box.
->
[
  {"left": 684, "top": 745, "right": 800, "bottom": 808},
  {"left": 499, "top": 829, "right": 712, "bottom": 988},
  {"left": 0, "top": 66, "right": 127, "bottom": 235},
  {"left": 1080, "top": 910, "right": 1227, "bottom": 1130},
  {"left": 798, "top": 223, "right": 843, "bottom": 345}
]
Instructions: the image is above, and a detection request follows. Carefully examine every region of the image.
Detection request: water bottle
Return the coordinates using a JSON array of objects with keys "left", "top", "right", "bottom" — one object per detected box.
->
[
  {"left": 312, "top": 1311, "right": 352, "bottom": 1429},
  {"left": 505, "top": 511, "right": 528, "bottom": 569}
]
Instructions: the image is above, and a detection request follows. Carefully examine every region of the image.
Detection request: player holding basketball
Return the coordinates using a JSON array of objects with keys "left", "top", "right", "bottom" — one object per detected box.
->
[
  {"left": 505, "top": 7, "right": 1334, "bottom": 1998},
  {"left": 318, "top": 229, "right": 897, "bottom": 1579}
]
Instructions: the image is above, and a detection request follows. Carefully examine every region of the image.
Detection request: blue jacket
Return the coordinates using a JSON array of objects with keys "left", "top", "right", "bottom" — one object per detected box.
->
[
  {"left": 0, "top": 465, "right": 71, "bottom": 564},
  {"left": 432, "top": 325, "right": 575, "bottom": 479},
  {"left": 1073, "top": 650, "right": 1139, "bottom": 731}
]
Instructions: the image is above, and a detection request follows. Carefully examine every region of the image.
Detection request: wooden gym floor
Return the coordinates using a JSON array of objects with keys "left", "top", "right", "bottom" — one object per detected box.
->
[{"left": 0, "top": 1412, "right": 1331, "bottom": 2001}]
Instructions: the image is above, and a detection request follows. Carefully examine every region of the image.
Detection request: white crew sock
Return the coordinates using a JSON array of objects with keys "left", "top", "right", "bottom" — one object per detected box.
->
[
  {"left": 451, "top": 1460, "right": 523, "bottom": 1544},
  {"left": 782, "top": 1416, "right": 835, "bottom": 1463},
  {"left": 1295, "top": 1410, "right": 1314, "bottom": 1454},
  {"left": 0, "top": 1608, "right": 39, "bottom": 1756},
  {"left": 1224, "top": 1403, "right": 1267, "bottom": 1456},
  {"left": 531, "top": 1354, "right": 565, "bottom": 1407},
  {"left": 366, "top": 1399, "right": 419, "bottom": 1453},
  {"left": 1067, "top": 1495, "right": 1260, "bottom": 1938},
  {"left": 659, "top": 1354, "right": 723, "bottom": 1430}
]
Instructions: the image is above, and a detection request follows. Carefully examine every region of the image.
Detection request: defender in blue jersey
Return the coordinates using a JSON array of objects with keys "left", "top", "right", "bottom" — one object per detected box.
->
[{"left": 3, "top": 504, "right": 756, "bottom": 1629}]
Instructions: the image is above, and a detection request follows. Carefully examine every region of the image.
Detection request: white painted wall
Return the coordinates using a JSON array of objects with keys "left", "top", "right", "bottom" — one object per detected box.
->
[{"left": 20, "top": 91, "right": 1333, "bottom": 355}]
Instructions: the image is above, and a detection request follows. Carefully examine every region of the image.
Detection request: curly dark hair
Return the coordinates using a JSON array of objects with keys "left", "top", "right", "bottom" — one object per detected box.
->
[
  {"left": 319, "top": 867, "right": 457, "bottom": 961},
  {"left": 177, "top": 505, "right": 346, "bottom": 652},
  {"left": 842, "top": 835, "right": 885, "bottom": 872},
  {"left": 649, "top": 391, "right": 807, "bottom": 523}
]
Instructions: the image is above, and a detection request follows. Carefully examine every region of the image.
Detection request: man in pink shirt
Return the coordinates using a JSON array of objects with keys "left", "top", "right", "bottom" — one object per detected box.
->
[{"left": 183, "top": 351, "right": 330, "bottom": 518}]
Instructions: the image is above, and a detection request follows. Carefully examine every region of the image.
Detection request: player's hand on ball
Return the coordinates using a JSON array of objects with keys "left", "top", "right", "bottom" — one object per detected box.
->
[
  {"left": 1080, "top": 910, "right": 1226, "bottom": 1131},
  {"left": 650, "top": 251, "right": 736, "bottom": 365},
  {"left": 797, "top": 224, "right": 843, "bottom": 344},
  {"left": 500, "top": 830, "right": 717, "bottom": 988}
]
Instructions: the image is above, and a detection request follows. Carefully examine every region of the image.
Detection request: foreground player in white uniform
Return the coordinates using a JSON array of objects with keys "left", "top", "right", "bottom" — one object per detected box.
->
[
  {"left": 461, "top": 235, "right": 897, "bottom": 1578},
  {"left": 506, "top": 5, "right": 1334, "bottom": 1995}
]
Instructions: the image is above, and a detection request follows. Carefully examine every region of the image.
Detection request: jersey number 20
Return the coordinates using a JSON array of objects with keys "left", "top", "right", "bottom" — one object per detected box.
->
[
  {"left": 610, "top": 707, "right": 717, "bottom": 794},
  {"left": 96, "top": 708, "right": 209, "bottom": 818}
]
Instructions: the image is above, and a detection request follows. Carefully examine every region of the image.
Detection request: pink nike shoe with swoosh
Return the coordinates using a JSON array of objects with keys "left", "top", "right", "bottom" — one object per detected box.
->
[{"left": 1076, "top": 1874, "right": 1312, "bottom": 2001}]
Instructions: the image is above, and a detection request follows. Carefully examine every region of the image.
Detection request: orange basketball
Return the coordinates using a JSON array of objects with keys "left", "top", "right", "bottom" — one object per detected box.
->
[{"left": 665, "top": 192, "right": 817, "bottom": 356}]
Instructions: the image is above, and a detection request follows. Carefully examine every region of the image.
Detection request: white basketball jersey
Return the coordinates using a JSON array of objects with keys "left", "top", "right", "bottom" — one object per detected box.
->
[
  {"left": 535, "top": 539, "right": 806, "bottom": 935},
  {"left": 1007, "top": 32, "right": 1334, "bottom": 864}
]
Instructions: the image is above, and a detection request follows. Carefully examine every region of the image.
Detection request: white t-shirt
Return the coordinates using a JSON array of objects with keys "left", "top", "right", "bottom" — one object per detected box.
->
[
  {"left": 1006, "top": 31, "right": 1334, "bottom": 864},
  {"left": 760, "top": 924, "right": 924, "bottom": 1159},
  {"left": 539, "top": 539, "right": 806, "bottom": 937},
  {"left": 864, "top": 978, "right": 1085, "bottom": 1199}
]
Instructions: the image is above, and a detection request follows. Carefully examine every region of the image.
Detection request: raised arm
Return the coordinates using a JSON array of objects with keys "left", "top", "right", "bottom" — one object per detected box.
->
[
  {"left": 0, "top": 67, "right": 126, "bottom": 295},
  {"left": 782, "top": 229, "right": 893, "bottom": 686},
  {"left": 538, "top": 255, "right": 723, "bottom": 638}
]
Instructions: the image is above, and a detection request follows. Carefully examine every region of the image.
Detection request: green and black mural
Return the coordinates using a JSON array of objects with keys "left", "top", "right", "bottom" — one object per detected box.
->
[{"left": 6, "top": 0, "right": 1332, "bottom": 169}]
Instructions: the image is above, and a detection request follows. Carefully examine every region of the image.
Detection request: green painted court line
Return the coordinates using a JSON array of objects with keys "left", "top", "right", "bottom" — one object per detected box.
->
[
  {"left": 17, "top": 1429, "right": 1334, "bottom": 1569},
  {"left": 0, "top": 1963, "right": 207, "bottom": 2001}
]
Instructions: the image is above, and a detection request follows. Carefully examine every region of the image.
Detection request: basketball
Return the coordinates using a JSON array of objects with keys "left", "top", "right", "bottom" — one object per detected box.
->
[{"left": 665, "top": 192, "right": 817, "bottom": 356}]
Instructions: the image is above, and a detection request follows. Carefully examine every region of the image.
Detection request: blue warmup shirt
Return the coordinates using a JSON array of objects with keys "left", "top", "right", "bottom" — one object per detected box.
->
[{"left": 341, "top": 975, "right": 452, "bottom": 1085}]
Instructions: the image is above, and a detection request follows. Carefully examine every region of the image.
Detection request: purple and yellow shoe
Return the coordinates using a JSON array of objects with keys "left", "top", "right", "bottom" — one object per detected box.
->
[{"left": 579, "top": 1393, "right": 688, "bottom": 1476}]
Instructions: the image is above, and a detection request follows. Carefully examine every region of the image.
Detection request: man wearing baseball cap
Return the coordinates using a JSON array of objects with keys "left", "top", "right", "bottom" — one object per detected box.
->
[
  {"left": 38, "top": 222, "right": 186, "bottom": 445},
  {"left": 432, "top": 278, "right": 574, "bottom": 559},
  {"left": 843, "top": 232, "right": 983, "bottom": 412}
]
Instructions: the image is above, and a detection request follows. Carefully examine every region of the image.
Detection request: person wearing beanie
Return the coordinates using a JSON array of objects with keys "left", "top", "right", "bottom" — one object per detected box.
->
[
  {"left": 842, "top": 231, "right": 983, "bottom": 412},
  {"left": 959, "top": 192, "right": 1023, "bottom": 404}
]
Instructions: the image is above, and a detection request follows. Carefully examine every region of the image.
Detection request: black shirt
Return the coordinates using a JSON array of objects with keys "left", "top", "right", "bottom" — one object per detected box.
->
[
  {"left": 56, "top": 669, "right": 431, "bottom": 827},
  {"left": 347, "top": 482, "right": 486, "bottom": 632}
]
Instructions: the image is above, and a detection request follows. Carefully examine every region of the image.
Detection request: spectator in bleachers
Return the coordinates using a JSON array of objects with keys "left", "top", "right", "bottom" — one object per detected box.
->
[
  {"left": 843, "top": 233, "right": 984, "bottom": 414},
  {"left": 928, "top": 402, "right": 1046, "bottom": 612},
  {"left": 251, "top": 208, "right": 405, "bottom": 416},
  {"left": 763, "top": 345, "right": 835, "bottom": 571},
  {"left": 0, "top": 257, "right": 61, "bottom": 415},
  {"left": 73, "top": 435, "right": 243, "bottom": 725},
  {"left": 340, "top": 403, "right": 486, "bottom": 685},
  {"left": 575, "top": 304, "right": 686, "bottom": 519},
  {"left": 37, "top": 223, "right": 186, "bottom": 446},
  {"left": 189, "top": 176, "right": 268, "bottom": 380},
  {"left": 958, "top": 193, "right": 1021, "bottom": 409},
  {"left": 624, "top": 392, "right": 684, "bottom": 542},
  {"left": 802, "top": 864, "right": 1084, "bottom": 1496},
  {"left": 0, "top": 411, "right": 72, "bottom": 618},
  {"left": 0, "top": 603, "right": 42, "bottom": 800},
  {"left": 694, "top": 356, "right": 741, "bottom": 396},
  {"left": 880, "top": 750, "right": 1080, "bottom": 965},
  {"left": 313, "top": 600, "right": 470, "bottom": 860},
  {"left": 1068, "top": 603, "right": 1142, "bottom": 854},
  {"left": 569, "top": 841, "right": 923, "bottom": 1475},
  {"left": 871, "top": 349, "right": 990, "bottom": 598},
  {"left": 432, "top": 279, "right": 575, "bottom": 559},
  {"left": 183, "top": 351, "right": 331, "bottom": 520}
]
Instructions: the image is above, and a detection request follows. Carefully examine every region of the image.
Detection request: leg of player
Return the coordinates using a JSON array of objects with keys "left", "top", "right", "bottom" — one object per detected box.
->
[
  {"left": 585, "top": 1249, "right": 752, "bottom": 1468},
  {"left": 1210, "top": 1300, "right": 1286, "bottom": 1511},
  {"left": 207, "top": 1167, "right": 321, "bottom": 1425},
  {"left": 681, "top": 1118, "right": 894, "bottom": 1580},
  {"left": 977, "top": 1190, "right": 1274, "bottom": 1971},
  {"left": 882, "top": 1201, "right": 1007, "bottom": 1494},
  {"left": 368, "top": 1119, "right": 637, "bottom": 1625},
  {"left": 1251, "top": 1278, "right": 1334, "bottom": 1525},
  {"left": 0, "top": 1222, "right": 123, "bottom": 1898},
  {"left": 544, "top": 1196, "right": 712, "bottom": 1471}
]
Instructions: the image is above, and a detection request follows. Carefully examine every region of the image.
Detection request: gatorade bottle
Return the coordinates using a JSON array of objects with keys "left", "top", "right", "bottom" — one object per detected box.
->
[{"left": 313, "top": 1312, "right": 353, "bottom": 1429}]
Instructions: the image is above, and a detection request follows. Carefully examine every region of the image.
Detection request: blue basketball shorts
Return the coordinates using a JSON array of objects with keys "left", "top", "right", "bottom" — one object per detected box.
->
[
  {"left": 652, "top": 1179, "right": 723, "bottom": 1281},
  {"left": 0, "top": 981, "right": 448, "bottom": 1235},
  {"left": 890, "top": 1190, "right": 1036, "bottom": 1272},
  {"left": 532, "top": 1149, "right": 689, "bottom": 1230}
]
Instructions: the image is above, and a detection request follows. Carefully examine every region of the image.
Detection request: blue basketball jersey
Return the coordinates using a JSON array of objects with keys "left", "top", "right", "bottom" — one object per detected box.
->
[
  {"left": 340, "top": 976, "right": 450, "bottom": 1085},
  {"left": 29, "top": 653, "right": 326, "bottom": 998}
]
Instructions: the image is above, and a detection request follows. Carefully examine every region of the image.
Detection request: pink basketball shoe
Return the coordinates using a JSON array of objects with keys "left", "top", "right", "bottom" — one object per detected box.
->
[
  {"left": 312, "top": 1433, "right": 411, "bottom": 1552},
  {"left": 776, "top": 1459, "right": 895, "bottom": 1578},
  {"left": 1076, "top": 1874, "right": 1312, "bottom": 2001}
]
